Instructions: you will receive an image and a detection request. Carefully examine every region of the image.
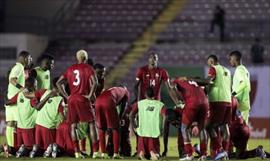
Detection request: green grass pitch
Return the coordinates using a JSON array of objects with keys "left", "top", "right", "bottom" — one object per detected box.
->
[{"left": 0, "top": 136, "right": 270, "bottom": 161}]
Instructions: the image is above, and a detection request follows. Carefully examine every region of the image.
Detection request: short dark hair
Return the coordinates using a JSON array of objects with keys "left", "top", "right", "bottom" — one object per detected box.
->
[
  {"left": 94, "top": 63, "right": 105, "bottom": 70},
  {"left": 87, "top": 58, "right": 94, "bottom": 66},
  {"left": 207, "top": 54, "right": 218, "bottom": 62},
  {"left": 146, "top": 87, "right": 155, "bottom": 98},
  {"left": 18, "top": 51, "right": 30, "bottom": 58},
  {"left": 230, "top": 50, "right": 242, "bottom": 61},
  {"left": 52, "top": 77, "right": 59, "bottom": 88},
  {"left": 25, "top": 76, "right": 36, "bottom": 86},
  {"left": 39, "top": 54, "right": 54, "bottom": 62}
]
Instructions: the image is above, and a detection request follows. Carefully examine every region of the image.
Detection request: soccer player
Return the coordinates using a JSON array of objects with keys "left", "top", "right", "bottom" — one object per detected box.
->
[
  {"left": 205, "top": 55, "right": 232, "bottom": 159},
  {"left": 5, "top": 77, "right": 44, "bottom": 157},
  {"left": 162, "top": 108, "right": 184, "bottom": 158},
  {"left": 94, "top": 63, "right": 106, "bottom": 97},
  {"left": 56, "top": 50, "right": 99, "bottom": 158},
  {"left": 30, "top": 54, "right": 54, "bottom": 89},
  {"left": 134, "top": 51, "right": 171, "bottom": 101},
  {"left": 169, "top": 77, "right": 209, "bottom": 161},
  {"left": 95, "top": 86, "right": 130, "bottom": 159},
  {"left": 29, "top": 77, "right": 64, "bottom": 158},
  {"left": 5, "top": 51, "right": 32, "bottom": 149},
  {"left": 130, "top": 87, "right": 167, "bottom": 161},
  {"left": 229, "top": 97, "right": 266, "bottom": 159},
  {"left": 229, "top": 50, "right": 251, "bottom": 123}
]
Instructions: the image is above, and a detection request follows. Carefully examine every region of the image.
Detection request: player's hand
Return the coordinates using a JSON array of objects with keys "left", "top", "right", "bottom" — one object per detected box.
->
[
  {"left": 82, "top": 95, "right": 90, "bottom": 100},
  {"left": 161, "top": 150, "right": 167, "bottom": 157}
]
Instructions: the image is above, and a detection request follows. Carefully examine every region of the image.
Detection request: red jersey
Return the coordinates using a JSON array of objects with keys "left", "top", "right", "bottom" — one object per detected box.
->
[
  {"left": 173, "top": 79, "right": 208, "bottom": 106},
  {"left": 98, "top": 87, "right": 130, "bottom": 105},
  {"left": 63, "top": 63, "right": 95, "bottom": 96},
  {"left": 136, "top": 66, "right": 169, "bottom": 100}
]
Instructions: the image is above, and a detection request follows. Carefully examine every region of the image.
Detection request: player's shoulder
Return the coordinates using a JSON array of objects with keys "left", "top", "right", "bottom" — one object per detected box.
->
[{"left": 13, "top": 62, "right": 24, "bottom": 70}]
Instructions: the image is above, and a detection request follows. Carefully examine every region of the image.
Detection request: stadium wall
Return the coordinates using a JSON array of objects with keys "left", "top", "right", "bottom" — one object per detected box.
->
[{"left": 0, "top": 33, "right": 48, "bottom": 76}]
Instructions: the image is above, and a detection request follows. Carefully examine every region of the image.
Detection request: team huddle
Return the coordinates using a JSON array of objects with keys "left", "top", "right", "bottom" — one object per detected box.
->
[{"left": 1, "top": 49, "right": 269, "bottom": 160}]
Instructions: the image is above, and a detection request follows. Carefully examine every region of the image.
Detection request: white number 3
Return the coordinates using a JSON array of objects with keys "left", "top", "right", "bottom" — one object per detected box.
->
[{"left": 73, "top": 70, "right": 80, "bottom": 86}]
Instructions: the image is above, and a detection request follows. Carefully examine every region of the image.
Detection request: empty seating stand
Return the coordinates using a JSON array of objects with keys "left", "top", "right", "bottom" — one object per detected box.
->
[
  {"left": 157, "top": 0, "right": 270, "bottom": 41},
  {"left": 55, "top": 0, "right": 169, "bottom": 42}
]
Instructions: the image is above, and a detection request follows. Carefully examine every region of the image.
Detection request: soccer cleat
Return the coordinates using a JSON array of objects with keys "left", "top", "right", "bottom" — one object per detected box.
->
[
  {"left": 256, "top": 145, "right": 267, "bottom": 159},
  {"left": 197, "top": 155, "right": 207, "bottom": 161},
  {"left": 214, "top": 151, "right": 228, "bottom": 161},
  {"left": 193, "top": 143, "right": 200, "bottom": 156},
  {"left": 75, "top": 152, "right": 85, "bottom": 159},
  {"left": 101, "top": 152, "right": 110, "bottom": 159},
  {"left": 51, "top": 143, "right": 59, "bottom": 158},
  {"left": 113, "top": 153, "right": 123, "bottom": 159},
  {"left": 29, "top": 144, "right": 38, "bottom": 158},
  {"left": 81, "top": 151, "right": 88, "bottom": 157},
  {"left": 150, "top": 151, "right": 160, "bottom": 161},
  {"left": 179, "top": 154, "right": 194, "bottom": 161},
  {"left": 138, "top": 151, "right": 146, "bottom": 160},
  {"left": 43, "top": 144, "right": 53, "bottom": 158},
  {"left": 92, "top": 152, "right": 100, "bottom": 159},
  {"left": 16, "top": 144, "right": 26, "bottom": 158},
  {"left": 2, "top": 144, "right": 11, "bottom": 158}
]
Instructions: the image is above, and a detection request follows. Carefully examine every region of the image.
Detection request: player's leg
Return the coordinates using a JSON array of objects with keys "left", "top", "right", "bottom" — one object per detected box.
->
[
  {"left": 180, "top": 107, "right": 194, "bottom": 160},
  {"left": 137, "top": 136, "right": 147, "bottom": 160},
  {"left": 106, "top": 130, "right": 114, "bottom": 156},
  {"left": 89, "top": 122, "right": 99, "bottom": 158},
  {"left": 220, "top": 105, "right": 231, "bottom": 153},
  {"left": 149, "top": 137, "right": 160, "bottom": 161},
  {"left": 5, "top": 105, "right": 18, "bottom": 148},
  {"left": 105, "top": 103, "right": 121, "bottom": 158},
  {"left": 119, "top": 128, "right": 132, "bottom": 157},
  {"left": 30, "top": 124, "right": 43, "bottom": 158},
  {"left": 197, "top": 104, "right": 208, "bottom": 159},
  {"left": 207, "top": 103, "right": 223, "bottom": 158},
  {"left": 95, "top": 101, "right": 107, "bottom": 158},
  {"left": 67, "top": 96, "right": 85, "bottom": 158}
]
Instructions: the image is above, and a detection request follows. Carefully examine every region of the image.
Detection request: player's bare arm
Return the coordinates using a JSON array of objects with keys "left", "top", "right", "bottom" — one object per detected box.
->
[
  {"left": 34, "top": 90, "right": 58, "bottom": 111},
  {"left": 9, "top": 77, "right": 24, "bottom": 91},
  {"left": 162, "top": 114, "right": 170, "bottom": 157},
  {"left": 129, "top": 110, "right": 138, "bottom": 130},
  {"left": 84, "top": 74, "right": 98, "bottom": 101},
  {"left": 56, "top": 75, "right": 69, "bottom": 99},
  {"left": 134, "top": 79, "right": 140, "bottom": 102}
]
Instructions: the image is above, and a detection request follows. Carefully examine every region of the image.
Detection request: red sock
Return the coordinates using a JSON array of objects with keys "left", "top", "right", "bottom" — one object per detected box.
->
[
  {"left": 98, "top": 130, "right": 106, "bottom": 153},
  {"left": 222, "top": 140, "right": 230, "bottom": 152},
  {"left": 113, "top": 130, "right": 119, "bottom": 154},
  {"left": 72, "top": 140, "right": 80, "bottom": 152},
  {"left": 92, "top": 140, "right": 99, "bottom": 152},
  {"left": 200, "top": 141, "right": 207, "bottom": 156},
  {"left": 211, "top": 137, "right": 221, "bottom": 157},
  {"left": 184, "top": 143, "right": 193, "bottom": 156},
  {"left": 81, "top": 138, "right": 86, "bottom": 152}
]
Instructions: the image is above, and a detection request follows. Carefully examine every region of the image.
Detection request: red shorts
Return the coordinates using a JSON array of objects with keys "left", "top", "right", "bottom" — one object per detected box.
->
[
  {"left": 67, "top": 95, "right": 94, "bottom": 124},
  {"left": 56, "top": 122, "right": 74, "bottom": 156},
  {"left": 182, "top": 103, "right": 209, "bottom": 128},
  {"left": 230, "top": 122, "right": 250, "bottom": 151},
  {"left": 95, "top": 98, "right": 119, "bottom": 129},
  {"left": 35, "top": 124, "right": 56, "bottom": 150},
  {"left": 137, "top": 137, "right": 160, "bottom": 155},
  {"left": 209, "top": 102, "right": 231, "bottom": 125},
  {"left": 17, "top": 128, "right": 35, "bottom": 147}
]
